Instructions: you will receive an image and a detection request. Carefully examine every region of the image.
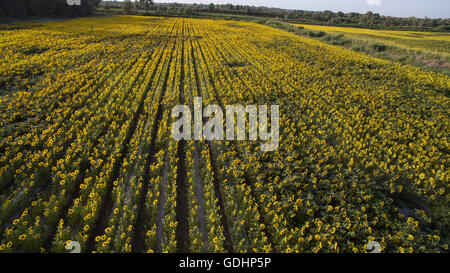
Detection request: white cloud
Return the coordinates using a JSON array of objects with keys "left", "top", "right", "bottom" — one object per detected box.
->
[{"left": 367, "top": 0, "right": 381, "bottom": 6}]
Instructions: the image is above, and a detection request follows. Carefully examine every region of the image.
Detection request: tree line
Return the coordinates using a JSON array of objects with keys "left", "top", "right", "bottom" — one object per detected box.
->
[
  {"left": 0, "top": 0, "right": 102, "bottom": 18},
  {"left": 1, "top": 1, "right": 448, "bottom": 31},
  {"left": 104, "top": 1, "right": 449, "bottom": 31}
]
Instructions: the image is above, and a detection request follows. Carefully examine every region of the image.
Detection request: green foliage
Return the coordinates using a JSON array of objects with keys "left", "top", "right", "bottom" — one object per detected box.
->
[
  {"left": 306, "top": 30, "right": 326, "bottom": 38},
  {"left": 371, "top": 43, "right": 388, "bottom": 52},
  {"left": 123, "top": 0, "right": 132, "bottom": 14},
  {"left": 265, "top": 19, "right": 450, "bottom": 75},
  {"left": 0, "top": 0, "right": 101, "bottom": 18}
]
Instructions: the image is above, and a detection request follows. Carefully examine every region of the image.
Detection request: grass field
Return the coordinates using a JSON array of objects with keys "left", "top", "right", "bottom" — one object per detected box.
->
[
  {"left": 0, "top": 16, "right": 448, "bottom": 253},
  {"left": 295, "top": 24, "right": 450, "bottom": 56}
]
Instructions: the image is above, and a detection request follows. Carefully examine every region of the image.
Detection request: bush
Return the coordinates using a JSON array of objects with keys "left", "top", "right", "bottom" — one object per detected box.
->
[
  {"left": 371, "top": 43, "right": 388, "bottom": 52},
  {"left": 352, "top": 45, "right": 364, "bottom": 52},
  {"left": 307, "top": 30, "right": 326, "bottom": 38}
]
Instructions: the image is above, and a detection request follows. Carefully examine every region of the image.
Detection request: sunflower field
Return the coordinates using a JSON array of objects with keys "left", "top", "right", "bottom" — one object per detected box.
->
[{"left": 0, "top": 16, "right": 448, "bottom": 253}]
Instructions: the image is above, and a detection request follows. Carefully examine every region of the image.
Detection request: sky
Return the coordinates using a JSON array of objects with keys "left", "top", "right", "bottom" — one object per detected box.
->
[{"left": 147, "top": 0, "right": 450, "bottom": 18}]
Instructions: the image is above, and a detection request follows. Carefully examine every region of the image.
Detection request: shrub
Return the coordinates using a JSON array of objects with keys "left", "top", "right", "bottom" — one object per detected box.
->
[{"left": 371, "top": 43, "right": 388, "bottom": 52}]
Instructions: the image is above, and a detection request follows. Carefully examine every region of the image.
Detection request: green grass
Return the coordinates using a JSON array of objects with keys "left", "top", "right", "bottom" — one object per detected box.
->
[{"left": 264, "top": 20, "right": 450, "bottom": 75}]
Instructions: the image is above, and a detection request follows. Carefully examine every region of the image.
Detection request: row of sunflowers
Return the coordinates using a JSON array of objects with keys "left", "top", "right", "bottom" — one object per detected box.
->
[{"left": 0, "top": 16, "right": 448, "bottom": 252}]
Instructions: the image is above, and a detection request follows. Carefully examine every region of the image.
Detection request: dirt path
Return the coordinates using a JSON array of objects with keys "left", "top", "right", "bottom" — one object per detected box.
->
[{"left": 175, "top": 20, "right": 190, "bottom": 253}]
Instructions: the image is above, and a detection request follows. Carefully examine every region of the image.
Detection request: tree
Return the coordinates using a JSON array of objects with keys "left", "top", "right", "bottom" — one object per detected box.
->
[
  {"left": 0, "top": 0, "right": 101, "bottom": 17},
  {"left": 85, "top": 0, "right": 102, "bottom": 14},
  {"left": 139, "top": 0, "right": 153, "bottom": 14},
  {"left": 124, "top": 0, "right": 132, "bottom": 14},
  {"left": 245, "top": 6, "right": 251, "bottom": 15}
]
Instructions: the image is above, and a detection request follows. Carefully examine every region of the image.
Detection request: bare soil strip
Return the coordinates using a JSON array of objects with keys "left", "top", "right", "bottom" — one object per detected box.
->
[{"left": 175, "top": 20, "right": 190, "bottom": 253}]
